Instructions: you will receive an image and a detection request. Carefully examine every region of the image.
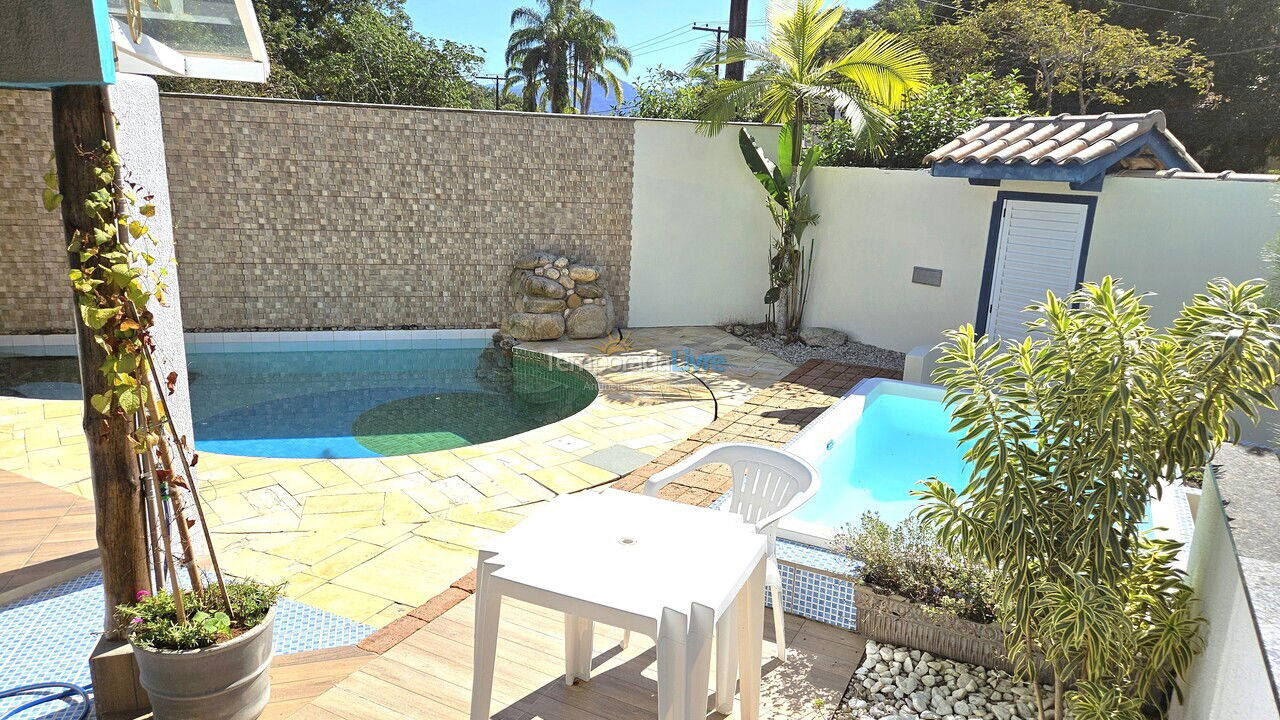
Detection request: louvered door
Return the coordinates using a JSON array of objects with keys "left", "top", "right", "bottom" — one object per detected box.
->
[{"left": 985, "top": 199, "right": 1089, "bottom": 341}]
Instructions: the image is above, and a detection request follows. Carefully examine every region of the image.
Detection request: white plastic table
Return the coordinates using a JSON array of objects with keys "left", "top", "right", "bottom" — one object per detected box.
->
[{"left": 469, "top": 489, "right": 768, "bottom": 720}]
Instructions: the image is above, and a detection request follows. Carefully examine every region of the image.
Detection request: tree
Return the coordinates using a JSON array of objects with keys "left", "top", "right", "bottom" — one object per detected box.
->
[
  {"left": 507, "top": 0, "right": 577, "bottom": 113},
  {"left": 693, "top": 0, "right": 930, "bottom": 336},
  {"left": 621, "top": 66, "right": 721, "bottom": 120},
  {"left": 506, "top": 0, "right": 631, "bottom": 114},
  {"left": 1080, "top": 0, "right": 1280, "bottom": 171},
  {"left": 568, "top": 7, "right": 631, "bottom": 113},
  {"left": 160, "top": 0, "right": 483, "bottom": 108},
  {"left": 975, "top": 0, "right": 1211, "bottom": 113},
  {"left": 816, "top": 71, "right": 1031, "bottom": 167},
  {"left": 916, "top": 277, "right": 1280, "bottom": 719}
]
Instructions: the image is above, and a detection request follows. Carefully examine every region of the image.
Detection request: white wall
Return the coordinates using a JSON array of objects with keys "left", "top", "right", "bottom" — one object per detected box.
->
[
  {"left": 1171, "top": 474, "right": 1280, "bottom": 720},
  {"left": 627, "top": 120, "right": 777, "bottom": 327},
  {"left": 797, "top": 168, "right": 1279, "bottom": 352}
]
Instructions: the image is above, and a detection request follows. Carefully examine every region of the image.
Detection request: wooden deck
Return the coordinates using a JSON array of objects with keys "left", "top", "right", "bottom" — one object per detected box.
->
[
  {"left": 0, "top": 469, "right": 98, "bottom": 604},
  {"left": 283, "top": 594, "right": 863, "bottom": 720}
]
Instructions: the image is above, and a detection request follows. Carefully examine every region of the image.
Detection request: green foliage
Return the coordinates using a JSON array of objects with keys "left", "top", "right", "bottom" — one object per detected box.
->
[
  {"left": 45, "top": 144, "right": 164, "bottom": 444},
  {"left": 915, "top": 277, "right": 1280, "bottom": 718},
  {"left": 816, "top": 71, "right": 1031, "bottom": 167},
  {"left": 693, "top": 0, "right": 929, "bottom": 335},
  {"left": 119, "top": 581, "right": 283, "bottom": 651},
  {"left": 833, "top": 511, "right": 995, "bottom": 623},
  {"left": 1085, "top": 0, "right": 1280, "bottom": 171},
  {"left": 622, "top": 66, "right": 722, "bottom": 120},
  {"left": 970, "top": 0, "right": 1212, "bottom": 113},
  {"left": 159, "top": 0, "right": 483, "bottom": 109},
  {"left": 506, "top": 0, "right": 630, "bottom": 114}
]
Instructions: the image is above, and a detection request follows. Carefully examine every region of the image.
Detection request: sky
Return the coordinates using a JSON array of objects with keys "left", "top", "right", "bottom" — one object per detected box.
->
[{"left": 404, "top": 0, "right": 872, "bottom": 81}]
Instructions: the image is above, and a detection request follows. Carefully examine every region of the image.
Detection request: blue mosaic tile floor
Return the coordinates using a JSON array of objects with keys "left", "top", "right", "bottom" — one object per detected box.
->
[{"left": 0, "top": 571, "right": 373, "bottom": 720}]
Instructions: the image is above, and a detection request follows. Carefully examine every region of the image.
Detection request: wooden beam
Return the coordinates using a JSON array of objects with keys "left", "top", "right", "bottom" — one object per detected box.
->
[{"left": 50, "top": 84, "right": 151, "bottom": 639}]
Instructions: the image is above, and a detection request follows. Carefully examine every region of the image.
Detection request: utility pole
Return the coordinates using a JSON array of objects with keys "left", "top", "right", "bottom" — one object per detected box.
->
[
  {"left": 477, "top": 74, "right": 504, "bottom": 110},
  {"left": 691, "top": 24, "right": 729, "bottom": 79},
  {"left": 727, "top": 0, "right": 749, "bottom": 81}
]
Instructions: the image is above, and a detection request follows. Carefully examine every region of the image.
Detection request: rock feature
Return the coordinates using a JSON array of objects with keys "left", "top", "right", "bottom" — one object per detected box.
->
[
  {"left": 799, "top": 326, "right": 849, "bottom": 347},
  {"left": 502, "top": 251, "right": 615, "bottom": 342},
  {"left": 836, "top": 641, "right": 1060, "bottom": 720},
  {"left": 566, "top": 304, "right": 607, "bottom": 339},
  {"left": 505, "top": 312, "right": 564, "bottom": 341}
]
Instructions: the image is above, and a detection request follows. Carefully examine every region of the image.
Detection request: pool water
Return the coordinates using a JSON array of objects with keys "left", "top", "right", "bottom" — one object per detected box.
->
[
  {"left": 792, "top": 387, "right": 972, "bottom": 529},
  {"left": 0, "top": 340, "right": 596, "bottom": 459}
]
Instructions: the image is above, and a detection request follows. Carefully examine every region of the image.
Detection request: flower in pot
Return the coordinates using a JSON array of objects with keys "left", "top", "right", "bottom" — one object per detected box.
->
[{"left": 118, "top": 581, "right": 283, "bottom": 720}]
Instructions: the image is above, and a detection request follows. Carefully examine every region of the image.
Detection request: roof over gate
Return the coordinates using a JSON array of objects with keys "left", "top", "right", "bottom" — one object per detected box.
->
[{"left": 924, "top": 110, "right": 1202, "bottom": 190}]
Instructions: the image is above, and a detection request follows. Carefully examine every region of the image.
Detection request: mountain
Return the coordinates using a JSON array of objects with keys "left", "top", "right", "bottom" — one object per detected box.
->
[
  {"left": 503, "top": 78, "right": 638, "bottom": 115},
  {"left": 587, "top": 78, "right": 638, "bottom": 115}
]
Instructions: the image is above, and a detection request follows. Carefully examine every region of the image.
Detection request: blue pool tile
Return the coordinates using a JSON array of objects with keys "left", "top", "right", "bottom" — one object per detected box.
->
[{"left": 0, "top": 572, "right": 373, "bottom": 720}]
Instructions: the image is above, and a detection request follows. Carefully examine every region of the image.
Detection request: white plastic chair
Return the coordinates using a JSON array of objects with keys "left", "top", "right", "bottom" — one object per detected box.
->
[{"left": 621, "top": 442, "right": 821, "bottom": 662}]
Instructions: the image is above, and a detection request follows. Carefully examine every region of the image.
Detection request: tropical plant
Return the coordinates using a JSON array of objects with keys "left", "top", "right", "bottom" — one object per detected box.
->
[
  {"left": 506, "top": 0, "right": 630, "bottom": 114},
  {"left": 692, "top": 0, "right": 930, "bottom": 335},
  {"left": 833, "top": 511, "right": 995, "bottom": 623},
  {"left": 738, "top": 127, "right": 821, "bottom": 333},
  {"left": 567, "top": 6, "right": 631, "bottom": 113},
  {"left": 816, "top": 71, "right": 1031, "bottom": 167},
  {"left": 914, "top": 277, "right": 1280, "bottom": 719}
]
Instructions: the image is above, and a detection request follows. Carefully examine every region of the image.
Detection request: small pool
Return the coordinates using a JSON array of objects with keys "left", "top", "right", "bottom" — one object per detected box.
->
[
  {"left": 784, "top": 379, "right": 970, "bottom": 541},
  {"left": 0, "top": 338, "right": 597, "bottom": 459}
]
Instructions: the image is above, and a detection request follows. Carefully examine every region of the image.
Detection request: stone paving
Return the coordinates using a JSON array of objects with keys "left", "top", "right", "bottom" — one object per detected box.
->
[{"left": 0, "top": 327, "right": 793, "bottom": 626}]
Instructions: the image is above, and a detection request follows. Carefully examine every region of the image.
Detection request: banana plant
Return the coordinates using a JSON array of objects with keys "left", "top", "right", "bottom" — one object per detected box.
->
[{"left": 739, "top": 125, "right": 820, "bottom": 334}]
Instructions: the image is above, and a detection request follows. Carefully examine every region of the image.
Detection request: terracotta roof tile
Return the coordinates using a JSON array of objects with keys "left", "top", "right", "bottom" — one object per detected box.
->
[{"left": 924, "top": 110, "right": 1203, "bottom": 172}]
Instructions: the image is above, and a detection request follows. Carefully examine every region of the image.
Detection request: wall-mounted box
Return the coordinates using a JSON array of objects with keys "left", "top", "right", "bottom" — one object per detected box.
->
[{"left": 912, "top": 266, "right": 943, "bottom": 287}]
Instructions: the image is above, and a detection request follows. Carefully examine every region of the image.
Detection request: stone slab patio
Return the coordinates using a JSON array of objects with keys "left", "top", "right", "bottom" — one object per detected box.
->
[{"left": 0, "top": 327, "right": 794, "bottom": 625}]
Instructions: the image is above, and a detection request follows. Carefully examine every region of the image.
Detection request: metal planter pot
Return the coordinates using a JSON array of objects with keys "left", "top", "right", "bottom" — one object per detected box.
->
[{"left": 132, "top": 608, "right": 275, "bottom": 720}]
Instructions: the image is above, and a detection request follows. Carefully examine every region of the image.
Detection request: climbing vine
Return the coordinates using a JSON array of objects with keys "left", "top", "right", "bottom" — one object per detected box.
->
[{"left": 45, "top": 141, "right": 170, "bottom": 452}]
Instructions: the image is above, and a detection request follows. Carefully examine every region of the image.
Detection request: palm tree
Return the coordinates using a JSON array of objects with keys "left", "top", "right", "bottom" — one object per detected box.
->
[
  {"left": 691, "top": 0, "right": 930, "bottom": 335},
  {"left": 506, "top": 0, "right": 631, "bottom": 114},
  {"left": 692, "top": 0, "right": 930, "bottom": 167},
  {"left": 567, "top": 7, "right": 631, "bottom": 113},
  {"left": 507, "top": 0, "right": 577, "bottom": 113}
]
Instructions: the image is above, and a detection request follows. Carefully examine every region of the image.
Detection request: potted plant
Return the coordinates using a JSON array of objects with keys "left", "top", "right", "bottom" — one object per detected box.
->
[
  {"left": 118, "top": 581, "right": 282, "bottom": 720},
  {"left": 833, "top": 512, "right": 1016, "bottom": 673},
  {"left": 44, "top": 141, "right": 284, "bottom": 718}
]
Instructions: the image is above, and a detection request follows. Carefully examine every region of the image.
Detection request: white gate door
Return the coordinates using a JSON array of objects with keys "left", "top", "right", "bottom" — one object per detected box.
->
[{"left": 985, "top": 199, "right": 1090, "bottom": 341}]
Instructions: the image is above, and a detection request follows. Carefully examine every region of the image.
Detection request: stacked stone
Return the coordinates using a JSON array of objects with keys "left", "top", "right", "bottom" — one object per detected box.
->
[
  {"left": 837, "top": 641, "right": 1064, "bottom": 720},
  {"left": 504, "top": 251, "right": 613, "bottom": 341}
]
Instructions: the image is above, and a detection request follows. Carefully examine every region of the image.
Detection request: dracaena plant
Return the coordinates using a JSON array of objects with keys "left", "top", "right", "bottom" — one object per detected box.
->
[
  {"left": 914, "top": 277, "right": 1280, "bottom": 720},
  {"left": 739, "top": 125, "right": 820, "bottom": 334}
]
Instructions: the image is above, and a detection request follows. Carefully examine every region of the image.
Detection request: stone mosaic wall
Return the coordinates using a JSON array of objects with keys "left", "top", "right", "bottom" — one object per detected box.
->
[
  {"left": 159, "top": 96, "right": 635, "bottom": 330},
  {"left": 0, "top": 91, "right": 635, "bottom": 332},
  {"left": 0, "top": 90, "right": 67, "bottom": 333}
]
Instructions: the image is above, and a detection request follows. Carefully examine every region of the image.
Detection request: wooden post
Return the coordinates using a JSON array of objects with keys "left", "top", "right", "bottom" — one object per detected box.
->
[{"left": 50, "top": 85, "right": 151, "bottom": 639}]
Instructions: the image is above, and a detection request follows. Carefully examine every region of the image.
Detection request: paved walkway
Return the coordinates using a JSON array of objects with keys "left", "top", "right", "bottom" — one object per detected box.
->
[{"left": 0, "top": 327, "right": 793, "bottom": 626}]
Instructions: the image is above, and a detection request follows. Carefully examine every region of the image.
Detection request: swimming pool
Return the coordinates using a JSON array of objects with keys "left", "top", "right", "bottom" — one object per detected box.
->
[
  {"left": 783, "top": 379, "right": 970, "bottom": 543},
  {"left": 0, "top": 337, "right": 597, "bottom": 459}
]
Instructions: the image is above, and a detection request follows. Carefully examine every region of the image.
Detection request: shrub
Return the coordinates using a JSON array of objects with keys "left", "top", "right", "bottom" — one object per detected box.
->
[
  {"left": 833, "top": 510, "right": 995, "bottom": 623},
  {"left": 816, "top": 71, "right": 1031, "bottom": 168},
  {"left": 119, "top": 580, "right": 283, "bottom": 651}
]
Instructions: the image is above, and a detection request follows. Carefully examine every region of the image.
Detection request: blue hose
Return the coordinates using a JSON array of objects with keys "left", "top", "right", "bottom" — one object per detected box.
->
[{"left": 0, "top": 682, "right": 92, "bottom": 720}]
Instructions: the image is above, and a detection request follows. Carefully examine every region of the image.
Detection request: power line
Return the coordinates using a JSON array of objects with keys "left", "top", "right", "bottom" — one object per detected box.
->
[
  {"left": 1207, "top": 43, "right": 1280, "bottom": 57},
  {"left": 631, "top": 35, "right": 705, "bottom": 58},
  {"left": 1102, "top": 0, "right": 1220, "bottom": 20},
  {"left": 627, "top": 22, "right": 695, "bottom": 52}
]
